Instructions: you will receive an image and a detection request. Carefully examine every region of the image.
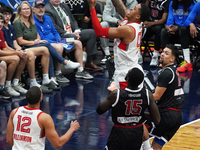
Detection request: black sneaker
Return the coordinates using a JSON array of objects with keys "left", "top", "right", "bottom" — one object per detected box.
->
[{"left": 0, "top": 88, "right": 11, "bottom": 99}]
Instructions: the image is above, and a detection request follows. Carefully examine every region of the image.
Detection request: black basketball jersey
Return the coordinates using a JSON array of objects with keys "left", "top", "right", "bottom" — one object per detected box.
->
[
  {"left": 149, "top": 0, "right": 170, "bottom": 21},
  {"left": 111, "top": 87, "right": 149, "bottom": 126},
  {"left": 156, "top": 64, "right": 185, "bottom": 110}
]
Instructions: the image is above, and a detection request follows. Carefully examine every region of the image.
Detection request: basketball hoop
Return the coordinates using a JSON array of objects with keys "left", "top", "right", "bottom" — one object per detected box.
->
[{"left": 64, "top": 0, "right": 84, "bottom": 8}]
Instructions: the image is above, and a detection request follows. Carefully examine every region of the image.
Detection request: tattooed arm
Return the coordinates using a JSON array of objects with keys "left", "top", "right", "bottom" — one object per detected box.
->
[{"left": 111, "top": 0, "right": 127, "bottom": 19}]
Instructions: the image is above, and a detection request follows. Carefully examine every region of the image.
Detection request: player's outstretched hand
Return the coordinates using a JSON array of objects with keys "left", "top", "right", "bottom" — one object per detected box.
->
[
  {"left": 70, "top": 120, "right": 80, "bottom": 131},
  {"left": 87, "top": 0, "right": 96, "bottom": 9}
]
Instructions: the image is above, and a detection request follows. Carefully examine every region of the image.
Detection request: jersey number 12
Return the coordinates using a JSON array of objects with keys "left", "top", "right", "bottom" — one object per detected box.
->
[{"left": 16, "top": 115, "right": 31, "bottom": 133}]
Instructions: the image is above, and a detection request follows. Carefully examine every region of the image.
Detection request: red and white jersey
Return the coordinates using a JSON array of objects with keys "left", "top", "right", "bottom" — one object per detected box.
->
[
  {"left": 12, "top": 106, "right": 45, "bottom": 150},
  {"left": 113, "top": 20, "right": 143, "bottom": 89},
  {"left": 113, "top": 20, "right": 143, "bottom": 70}
]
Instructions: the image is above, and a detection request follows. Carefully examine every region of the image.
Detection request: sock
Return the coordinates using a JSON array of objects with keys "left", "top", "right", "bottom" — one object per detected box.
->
[
  {"left": 55, "top": 70, "right": 62, "bottom": 76},
  {"left": 183, "top": 78, "right": 190, "bottom": 94},
  {"left": 142, "top": 139, "right": 152, "bottom": 150},
  {"left": 12, "top": 78, "right": 19, "bottom": 86},
  {"left": 77, "top": 67, "right": 84, "bottom": 72},
  {"left": 5, "top": 80, "right": 11, "bottom": 86},
  {"left": 78, "top": 84, "right": 84, "bottom": 90},
  {"left": 183, "top": 48, "right": 190, "bottom": 63},
  {"left": 43, "top": 97, "right": 49, "bottom": 102},
  {"left": 153, "top": 51, "right": 160, "bottom": 57},
  {"left": 0, "top": 85, "right": 4, "bottom": 90},
  {"left": 30, "top": 79, "right": 40, "bottom": 87},
  {"left": 42, "top": 74, "right": 50, "bottom": 85},
  {"left": 104, "top": 47, "right": 110, "bottom": 56}
]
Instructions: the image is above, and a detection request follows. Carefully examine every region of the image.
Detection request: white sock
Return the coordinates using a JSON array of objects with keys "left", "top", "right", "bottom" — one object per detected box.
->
[
  {"left": 30, "top": 79, "right": 41, "bottom": 87},
  {"left": 5, "top": 80, "right": 11, "bottom": 86},
  {"left": 104, "top": 47, "right": 110, "bottom": 56},
  {"left": 183, "top": 48, "right": 190, "bottom": 63},
  {"left": 78, "top": 84, "right": 84, "bottom": 90},
  {"left": 12, "top": 78, "right": 19, "bottom": 86},
  {"left": 183, "top": 78, "right": 190, "bottom": 94},
  {"left": 77, "top": 67, "right": 84, "bottom": 72},
  {"left": 42, "top": 74, "right": 50, "bottom": 85},
  {"left": 153, "top": 51, "right": 160, "bottom": 57},
  {"left": 143, "top": 139, "right": 153, "bottom": 150},
  {"left": 55, "top": 70, "right": 62, "bottom": 75}
]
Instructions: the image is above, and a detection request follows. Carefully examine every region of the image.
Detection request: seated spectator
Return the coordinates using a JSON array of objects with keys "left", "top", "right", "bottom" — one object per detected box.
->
[
  {"left": 0, "top": 12, "right": 53, "bottom": 94},
  {"left": 0, "top": 60, "right": 10, "bottom": 99},
  {"left": 184, "top": 2, "right": 200, "bottom": 44},
  {"left": 65, "top": 0, "right": 92, "bottom": 29},
  {"left": 0, "top": 13, "right": 29, "bottom": 97},
  {"left": 13, "top": 1, "right": 80, "bottom": 85},
  {"left": 142, "top": 0, "right": 170, "bottom": 66},
  {"left": 99, "top": 0, "right": 138, "bottom": 64},
  {"left": 184, "top": 1, "right": 200, "bottom": 74},
  {"left": 161, "top": 0, "right": 196, "bottom": 72},
  {"left": 45, "top": 0, "right": 103, "bottom": 71},
  {"left": 33, "top": 0, "right": 93, "bottom": 80}
]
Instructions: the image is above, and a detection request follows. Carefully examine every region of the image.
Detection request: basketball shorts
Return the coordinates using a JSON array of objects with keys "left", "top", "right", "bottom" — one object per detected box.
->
[
  {"left": 146, "top": 109, "right": 182, "bottom": 144},
  {"left": 105, "top": 125, "right": 143, "bottom": 150}
]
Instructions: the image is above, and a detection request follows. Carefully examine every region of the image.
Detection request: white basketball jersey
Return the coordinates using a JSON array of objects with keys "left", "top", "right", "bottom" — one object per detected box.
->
[
  {"left": 113, "top": 21, "right": 143, "bottom": 70},
  {"left": 12, "top": 106, "right": 45, "bottom": 150},
  {"left": 113, "top": 20, "right": 143, "bottom": 88}
]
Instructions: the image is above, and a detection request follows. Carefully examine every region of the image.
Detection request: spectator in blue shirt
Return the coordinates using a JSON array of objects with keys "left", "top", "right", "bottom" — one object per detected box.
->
[
  {"left": 161, "top": 0, "right": 196, "bottom": 73},
  {"left": 184, "top": 2, "right": 200, "bottom": 74},
  {"left": 184, "top": 2, "right": 200, "bottom": 39},
  {"left": 33, "top": 0, "right": 93, "bottom": 80}
]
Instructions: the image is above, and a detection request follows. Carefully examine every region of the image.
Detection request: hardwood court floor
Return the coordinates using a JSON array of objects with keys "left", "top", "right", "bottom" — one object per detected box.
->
[
  {"left": 150, "top": 119, "right": 200, "bottom": 150},
  {"left": 0, "top": 60, "right": 200, "bottom": 150}
]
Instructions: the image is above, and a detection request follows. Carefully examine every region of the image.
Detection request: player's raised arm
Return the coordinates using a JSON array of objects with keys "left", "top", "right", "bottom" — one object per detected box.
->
[{"left": 110, "top": 0, "right": 128, "bottom": 19}]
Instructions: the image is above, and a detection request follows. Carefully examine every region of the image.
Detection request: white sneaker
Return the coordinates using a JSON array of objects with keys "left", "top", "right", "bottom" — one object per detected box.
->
[
  {"left": 138, "top": 53, "right": 143, "bottom": 65},
  {"left": 101, "top": 55, "right": 111, "bottom": 64},
  {"left": 4, "top": 85, "right": 20, "bottom": 97},
  {"left": 83, "top": 51, "right": 87, "bottom": 63},
  {"left": 12, "top": 84, "right": 27, "bottom": 95},
  {"left": 150, "top": 56, "right": 158, "bottom": 67},
  {"left": 64, "top": 60, "right": 80, "bottom": 69}
]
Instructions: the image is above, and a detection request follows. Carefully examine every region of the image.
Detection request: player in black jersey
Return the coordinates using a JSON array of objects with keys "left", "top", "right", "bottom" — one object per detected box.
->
[
  {"left": 96, "top": 67, "right": 160, "bottom": 150},
  {"left": 146, "top": 44, "right": 185, "bottom": 150}
]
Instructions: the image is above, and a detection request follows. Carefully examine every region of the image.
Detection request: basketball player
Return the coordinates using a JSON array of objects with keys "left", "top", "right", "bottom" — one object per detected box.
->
[
  {"left": 96, "top": 67, "right": 160, "bottom": 150},
  {"left": 6, "top": 86, "right": 80, "bottom": 149},
  {"left": 88, "top": 0, "right": 150, "bottom": 89},
  {"left": 146, "top": 44, "right": 185, "bottom": 150}
]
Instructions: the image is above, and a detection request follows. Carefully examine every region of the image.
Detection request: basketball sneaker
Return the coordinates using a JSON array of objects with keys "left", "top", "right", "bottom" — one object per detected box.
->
[
  {"left": 179, "top": 71, "right": 193, "bottom": 82},
  {"left": 107, "top": 81, "right": 116, "bottom": 91},
  {"left": 150, "top": 56, "right": 158, "bottom": 67},
  {"left": 177, "top": 60, "right": 193, "bottom": 72}
]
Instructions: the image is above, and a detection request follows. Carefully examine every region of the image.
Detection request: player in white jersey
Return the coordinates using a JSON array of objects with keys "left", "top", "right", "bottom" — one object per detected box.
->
[
  {"left": 113, "top": 20, "right": 143, "bottom": 89},
  {"left": 7, "top": 86, "right": 80, "bottom": 150},
  {"left": 88, "top": 0, "right": 150, "bottom": 89},
  {"left": 88, "top": 0, "right": 154, "bottom": 149}
]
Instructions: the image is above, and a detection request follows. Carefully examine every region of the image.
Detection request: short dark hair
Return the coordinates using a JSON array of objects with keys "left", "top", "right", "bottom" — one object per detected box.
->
[
  {"left": 165, "top": 44, "right": 178, "bottom": 59},
  {"left": 126, "top": 67, "right": 144, "bottom": 87},
  {"left": 26, "top": 86, "right": 42, "bottom": 105},
  {"left": 139, "top": 3, "right": 150, "bottom": 22},
  {"left": 0, "top": 5, "right": 13, "bottom": 14}
]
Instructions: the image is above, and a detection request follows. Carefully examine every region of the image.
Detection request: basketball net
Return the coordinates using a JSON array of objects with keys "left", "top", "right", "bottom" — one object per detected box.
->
[{"left": 64, "top": 0, "right": 84, "bottom": 8}]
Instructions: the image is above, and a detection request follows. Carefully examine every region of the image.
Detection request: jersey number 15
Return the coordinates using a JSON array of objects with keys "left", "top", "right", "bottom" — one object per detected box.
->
[{"left": 125, "top": 100, "right": 142, "bottom": 115}]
